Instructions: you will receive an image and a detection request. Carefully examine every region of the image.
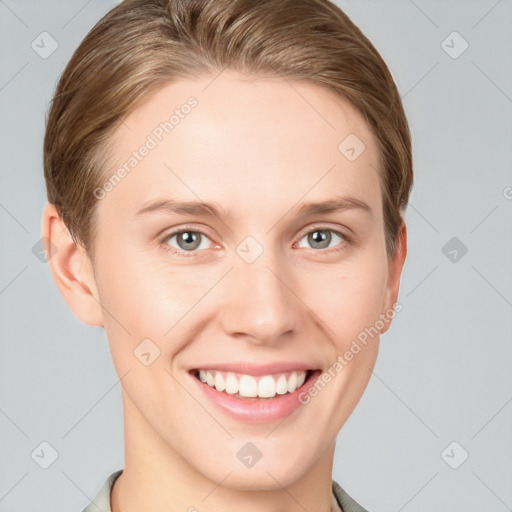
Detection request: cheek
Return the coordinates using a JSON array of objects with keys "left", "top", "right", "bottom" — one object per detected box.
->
[
  {"left": 301, "top": 255, "right": 387, "bottom": 349},
  {"left": 95, "top": 250, "right": 217, "bottom": 354},
  {"left": 96, "top": 235, "right": 388, "bottom": 364}
]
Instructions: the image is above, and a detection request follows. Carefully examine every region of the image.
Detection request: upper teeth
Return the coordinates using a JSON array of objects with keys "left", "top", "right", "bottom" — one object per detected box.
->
[{"left": 198, "top": 370, "right": 307, "bottom": 398}]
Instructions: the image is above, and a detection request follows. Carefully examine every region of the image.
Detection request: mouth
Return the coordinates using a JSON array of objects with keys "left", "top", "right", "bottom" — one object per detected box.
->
[{"left": 190, "top": 368, "right": 318, "bottom": 401}]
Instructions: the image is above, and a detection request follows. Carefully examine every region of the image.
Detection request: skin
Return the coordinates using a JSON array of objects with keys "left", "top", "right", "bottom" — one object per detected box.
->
[{"left": 43, "top": 72, "right": 407, "bottom": 512}]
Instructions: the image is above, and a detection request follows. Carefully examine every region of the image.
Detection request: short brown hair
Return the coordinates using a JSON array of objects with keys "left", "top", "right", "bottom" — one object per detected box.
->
[{"left": 44, "top": 0, "right": 413, "bottom": 261}]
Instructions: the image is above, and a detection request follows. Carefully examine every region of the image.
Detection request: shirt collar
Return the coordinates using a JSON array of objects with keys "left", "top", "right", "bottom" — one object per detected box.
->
[{"left": 81, "top": 470, "right": 367, "bottom": 512}]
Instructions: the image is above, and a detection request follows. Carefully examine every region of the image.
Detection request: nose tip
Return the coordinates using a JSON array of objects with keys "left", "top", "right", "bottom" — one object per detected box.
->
[{"left": 217, "top": 260, "right": 299, "bottom": 345}]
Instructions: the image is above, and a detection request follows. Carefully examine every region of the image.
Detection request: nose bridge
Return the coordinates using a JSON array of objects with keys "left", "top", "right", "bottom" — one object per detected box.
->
[{"left": 218, "top": 244, "right": 298, "bottom": 343}]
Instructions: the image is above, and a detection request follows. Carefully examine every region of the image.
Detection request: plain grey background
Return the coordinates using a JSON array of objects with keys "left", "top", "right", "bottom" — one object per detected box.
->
[{"left": 1, "top": 0, "right": 511, "bottom": 511}]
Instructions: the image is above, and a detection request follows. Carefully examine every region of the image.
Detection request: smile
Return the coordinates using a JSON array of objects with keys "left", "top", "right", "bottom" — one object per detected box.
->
[
  {"left": 188, "top": 365, "right": 321, "bottom": 423},
  {"left": 193, "top": 369, "right": 309, "bottom": 398}
]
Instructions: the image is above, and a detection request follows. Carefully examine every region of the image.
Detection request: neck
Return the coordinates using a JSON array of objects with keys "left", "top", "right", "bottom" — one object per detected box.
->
[{"left": 111, "top": 393, "right": 337, "bottom": 512}]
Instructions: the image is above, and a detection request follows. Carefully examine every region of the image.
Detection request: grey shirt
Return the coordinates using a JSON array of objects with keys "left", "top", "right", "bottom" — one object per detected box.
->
[{"left": 82, "top": 470, "right": 369, "bottom": 512}]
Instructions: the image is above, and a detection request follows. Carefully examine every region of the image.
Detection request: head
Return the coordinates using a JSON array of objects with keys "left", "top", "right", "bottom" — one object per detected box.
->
[{"left": 43, "top": 0, "right": 412, "bottom": 493}]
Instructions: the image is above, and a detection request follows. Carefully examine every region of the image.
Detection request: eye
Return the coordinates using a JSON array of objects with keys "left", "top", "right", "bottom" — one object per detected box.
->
[
  {"left": 159, "top": 225, "right": 351, "bottom": 257},
  {"left": 162, "top": 229, "right": 213, "bottom": 254},
  {"left": 295, "top": 227, "right": 349, "bottom": 251}
]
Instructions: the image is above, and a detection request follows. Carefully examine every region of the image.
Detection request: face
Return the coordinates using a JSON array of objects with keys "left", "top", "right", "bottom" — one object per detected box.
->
[{"left": 83, "top": 72, "right": 404, "bottom": 489}]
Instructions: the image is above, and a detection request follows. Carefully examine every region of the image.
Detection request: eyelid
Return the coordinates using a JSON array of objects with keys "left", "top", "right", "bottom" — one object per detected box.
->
[
  {"left": 293, "top": 224, "right": 353, "bottom": 253},
  {"left": 158, "top": 223, "right": 353, "bottom": 256},
  {"left": 295, "top": 222, "right": 353, "bottom": 242},
  {"left": 158, "top": 224, "right": 218, "bottom": 256}
]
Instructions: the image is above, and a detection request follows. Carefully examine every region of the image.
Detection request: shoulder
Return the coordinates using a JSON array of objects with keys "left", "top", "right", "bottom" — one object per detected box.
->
[
  {"left": 81, "top": 472, "right": 367, "bottom": 512},
  {"left": 332, "top": 480, "right": 371, "bottom": 512},
  {"left": 81, "top": 469, "right": 123, "bottom": 512}
]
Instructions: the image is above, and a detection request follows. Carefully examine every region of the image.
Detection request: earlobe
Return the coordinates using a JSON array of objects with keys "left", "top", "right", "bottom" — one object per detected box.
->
[
  {"left": 41, "top": 203, "right": 104, "bottom": 327},
  {"left": 380, "top": 222, "right": 407, "bottom": 335}
]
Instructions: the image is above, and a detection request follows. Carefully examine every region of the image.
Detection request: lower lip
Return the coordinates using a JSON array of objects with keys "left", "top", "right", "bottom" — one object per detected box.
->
[{"left": 189, "top": 370, "right": 321, "bottom": 423}]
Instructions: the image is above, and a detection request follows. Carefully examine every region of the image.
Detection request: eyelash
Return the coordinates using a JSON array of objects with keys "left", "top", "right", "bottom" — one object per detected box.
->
[{"left": 158, "top": 225, "right": 353, "bottom": 257}]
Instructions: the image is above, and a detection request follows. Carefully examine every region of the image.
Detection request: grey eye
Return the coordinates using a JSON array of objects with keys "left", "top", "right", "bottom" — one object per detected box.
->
[
  {"left": 297, "top": 229, "right": 343, "bottom": 250},
  {"left": 166, "top": 231, "right": 210, "bottom": 251}
]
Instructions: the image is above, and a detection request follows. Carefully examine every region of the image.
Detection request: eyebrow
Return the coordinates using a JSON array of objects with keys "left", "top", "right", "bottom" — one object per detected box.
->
[
  {"left": 135, "top": 198, "right": 231, "bottom": 219},
  {"left": 296, "top": 196, "right": 372, "bottom": 218},
  {"left": 134, "top": 195, "right": 373, "bottom": 220}
]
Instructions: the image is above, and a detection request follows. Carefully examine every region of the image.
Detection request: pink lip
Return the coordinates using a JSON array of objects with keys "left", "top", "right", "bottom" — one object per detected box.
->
[
  {"left": 187, "top": 368, "right": 322, "bottom": 424},
  {"left": 188, "top": 361, "right": 315, "bottom": 377}
]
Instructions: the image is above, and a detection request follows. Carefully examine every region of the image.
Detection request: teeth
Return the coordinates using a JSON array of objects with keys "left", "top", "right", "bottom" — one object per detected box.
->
[
  {"left": 214, "top": 372, "right": 225, "bottom": 392},
  {"left": 287, "top": 372, "right": 297, "bottom": 393},
  {"left": 258, "top": 375, "right": 276, "bottom": 398},
  {"left": 239, "top": 375, "right": 258, "bottom": 397},
  {"left": 276, "top": 375, "right": 288, "bottom": 395},
  {"left": 224, "top": 373, "right": 238, "bottom": 395},
  {"left": 225, "top": 373, "right": 239, "bottom": 394},
  {"left": 197, "top": 369, "right": 308, "bottom": 398}
]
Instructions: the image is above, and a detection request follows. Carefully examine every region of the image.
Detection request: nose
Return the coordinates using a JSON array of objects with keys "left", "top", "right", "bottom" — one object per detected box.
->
[{"left": 217, "top": 253, "right": 301, "bottom": 346}]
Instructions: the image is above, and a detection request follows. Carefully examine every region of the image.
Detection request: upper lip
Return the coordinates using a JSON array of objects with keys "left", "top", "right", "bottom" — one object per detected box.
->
[{"left": 189, "top": 362, "right": 319, "bottom": 376}]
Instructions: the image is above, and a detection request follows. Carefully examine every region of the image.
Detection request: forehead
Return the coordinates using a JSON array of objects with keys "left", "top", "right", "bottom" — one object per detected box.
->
[{"left": 98, "top": 72, "right": 382, "bottom": 222}]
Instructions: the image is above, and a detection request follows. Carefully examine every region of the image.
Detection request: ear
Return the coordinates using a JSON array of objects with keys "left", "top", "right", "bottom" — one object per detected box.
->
[
  {"left": 41, "top": 203, "right": 104, "bottom": 327},
  {"left": 380, "top": 222, "right": 407, "bottom": 335}
]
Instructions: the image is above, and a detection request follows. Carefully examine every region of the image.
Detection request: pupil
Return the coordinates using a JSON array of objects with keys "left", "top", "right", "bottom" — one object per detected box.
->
[
  {"left": 179, "top": 231, "right": 200, "bottom": 250},
  {"left": 309, "top": 230, "right": 330, "bottom": 249}
]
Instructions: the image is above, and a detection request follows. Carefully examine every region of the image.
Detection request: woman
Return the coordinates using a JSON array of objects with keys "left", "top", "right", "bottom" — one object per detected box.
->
[{"left": 42, "top": 0, "right": 413, "bottom": 510}]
